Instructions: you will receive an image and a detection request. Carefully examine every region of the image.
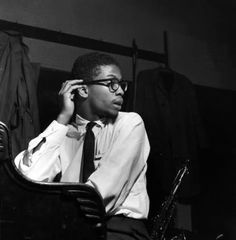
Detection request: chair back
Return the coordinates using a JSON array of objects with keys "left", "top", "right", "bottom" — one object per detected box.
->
[{"left": 0, "top": 121, "right": 106, "bottom": 240}]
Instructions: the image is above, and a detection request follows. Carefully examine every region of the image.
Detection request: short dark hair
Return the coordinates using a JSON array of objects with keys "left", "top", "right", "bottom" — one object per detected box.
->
[{"left": 71, "top": 52, "right": 120, "bottom": 81}]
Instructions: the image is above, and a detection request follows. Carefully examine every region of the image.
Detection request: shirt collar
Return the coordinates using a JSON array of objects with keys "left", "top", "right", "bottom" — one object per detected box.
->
[
  {"left": 66, "top": 114, "right": 112, "bottom": 139},
  {"left": 74, "top": 114, "right": 106, "bottom": 129}
]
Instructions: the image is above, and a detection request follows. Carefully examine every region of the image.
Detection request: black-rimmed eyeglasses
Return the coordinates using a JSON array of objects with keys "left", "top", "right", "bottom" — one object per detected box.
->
[{"left": 82, "top": 78, "right": 128, "bottom": 93}]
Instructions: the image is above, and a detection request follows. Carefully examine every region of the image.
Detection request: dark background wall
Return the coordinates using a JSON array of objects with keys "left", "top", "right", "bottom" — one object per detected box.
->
[
  {"left": 194, "top": 85, "right": 236, "bottom": 239},
  {"left": 0, "top": 0, "right": 235, "bottom": 89}
]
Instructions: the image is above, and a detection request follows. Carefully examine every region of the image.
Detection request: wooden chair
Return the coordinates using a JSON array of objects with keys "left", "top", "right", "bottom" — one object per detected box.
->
[{"left": 0, "top": 121, "right": 106, "bottom": 240}]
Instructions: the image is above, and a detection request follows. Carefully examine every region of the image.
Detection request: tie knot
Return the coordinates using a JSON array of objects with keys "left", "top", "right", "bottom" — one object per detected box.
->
[{"left": 86, "top": 122, "right": 96, "bottom": 131}]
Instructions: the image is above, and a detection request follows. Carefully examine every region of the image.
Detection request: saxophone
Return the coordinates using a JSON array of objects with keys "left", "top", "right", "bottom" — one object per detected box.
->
[{"left": 150, "top": 159, "right": 190, "bottom": 240}]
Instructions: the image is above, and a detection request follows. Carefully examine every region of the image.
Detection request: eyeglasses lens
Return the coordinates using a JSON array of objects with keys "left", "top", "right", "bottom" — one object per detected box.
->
[
  {"left": 120, "top": 82, "right": 128, "bottom": 92},
  {"left": 110, "top": 81, "right": 127, "bottom": 92}
]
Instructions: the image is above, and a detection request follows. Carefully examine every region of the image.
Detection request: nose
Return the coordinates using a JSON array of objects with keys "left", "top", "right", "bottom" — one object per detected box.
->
[{"left": 116, "top": 85, "right": 124, "bottom": 96}]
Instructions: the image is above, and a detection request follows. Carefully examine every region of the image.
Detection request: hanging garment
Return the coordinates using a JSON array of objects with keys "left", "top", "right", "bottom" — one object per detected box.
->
[
  {"left": 0, "top": 31, "right": 40, "bottom": 158},
  {"left": 135, "top": 67, "right": 208, "bottom": 203}
]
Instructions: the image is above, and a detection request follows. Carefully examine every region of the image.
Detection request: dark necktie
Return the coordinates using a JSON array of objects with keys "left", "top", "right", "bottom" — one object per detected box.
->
[{"left": 82, "top": 122, "right": 96, "bottom": 182}]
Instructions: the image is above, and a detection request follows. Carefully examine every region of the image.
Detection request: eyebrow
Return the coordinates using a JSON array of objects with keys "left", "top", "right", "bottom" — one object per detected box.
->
[
  {"left": 106, "top": 74, "right": 121, "bottom": 79},
  {"left": 92, "top": 77, "right": 122, "bottom": 82}
]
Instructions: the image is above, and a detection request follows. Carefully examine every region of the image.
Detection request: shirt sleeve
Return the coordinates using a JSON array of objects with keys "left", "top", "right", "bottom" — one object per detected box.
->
[
  {"left": 14, "top": 120, "right": 68, "bottom": 182},
  {"left": 87, "top": 112, "right": 150, "bottom": 214}
]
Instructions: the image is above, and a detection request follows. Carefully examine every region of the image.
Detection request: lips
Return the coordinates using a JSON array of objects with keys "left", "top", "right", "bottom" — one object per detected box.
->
[
  {"left": 112, "top": 98, "right": 123, "bottom": 106},
  {"left": 112, "top": 99, "right": 123, "bottom": 110}
]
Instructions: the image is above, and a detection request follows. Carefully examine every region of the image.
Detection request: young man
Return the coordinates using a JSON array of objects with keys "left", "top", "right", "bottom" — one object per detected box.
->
[{"left": 15, "top": 52, "right": 151, "bottom": 240}]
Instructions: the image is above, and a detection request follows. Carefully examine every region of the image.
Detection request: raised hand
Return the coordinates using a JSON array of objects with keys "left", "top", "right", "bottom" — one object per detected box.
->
[{"left": 57, "top": 79, "right": 83, "bottom": 125}]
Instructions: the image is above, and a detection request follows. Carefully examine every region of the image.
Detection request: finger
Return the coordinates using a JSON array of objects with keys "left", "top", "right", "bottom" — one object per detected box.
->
[
  {"left": 70, "top": 93, "right": 75, "bottom": 100},
  {"left": 66, "top": 79, "right": 84, "bottom": 85},
  {"left": 59, "top": 81, "right": 68, "bottom": 93},
  {"left": 59, "top": 79, "right": 84, "bottom": 93},
  {"left": 59, "top": 84, "right": 82, "bottom": 96}
]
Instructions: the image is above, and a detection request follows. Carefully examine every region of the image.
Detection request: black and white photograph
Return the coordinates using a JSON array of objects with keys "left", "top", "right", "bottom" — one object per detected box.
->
[{"left": 0, "top": 1, "right": 235, "bottom": 239}]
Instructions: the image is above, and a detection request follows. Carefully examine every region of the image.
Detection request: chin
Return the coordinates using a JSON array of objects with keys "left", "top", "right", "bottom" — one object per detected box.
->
[{"left": 103, "top": 109, "right": 119, "bottom": 119}]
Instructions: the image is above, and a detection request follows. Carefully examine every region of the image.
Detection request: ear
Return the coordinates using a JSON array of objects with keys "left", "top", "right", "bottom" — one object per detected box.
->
[{"left": 77, "top": 85, "right": 88, "bottom": 98}]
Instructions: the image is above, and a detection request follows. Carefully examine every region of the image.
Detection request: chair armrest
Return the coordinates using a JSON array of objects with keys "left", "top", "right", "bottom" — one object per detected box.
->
[{"left": 0, "top": 121, "right": 106, "bottom": 240}]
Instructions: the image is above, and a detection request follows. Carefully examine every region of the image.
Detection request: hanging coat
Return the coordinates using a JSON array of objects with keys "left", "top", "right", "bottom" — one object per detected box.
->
[
  {"left": 135, "top": 67, "right": 208, "bottom": 204},
  {"left": 0, "top": 31, "right": 40, "bottom": 158}
]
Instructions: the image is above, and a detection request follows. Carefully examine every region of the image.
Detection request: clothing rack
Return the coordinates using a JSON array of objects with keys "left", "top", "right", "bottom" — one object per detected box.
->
[
  {"left": 0, "top": 19, "right": 169, "bottom": 111},
  {"left": 0, "top": 19, "right": 168, "bottom": 65}
]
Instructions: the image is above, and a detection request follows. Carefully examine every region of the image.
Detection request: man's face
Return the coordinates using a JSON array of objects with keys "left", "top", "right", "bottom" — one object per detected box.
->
[{"left": 87, "top": 64, "right": 124, "bottom": 120}]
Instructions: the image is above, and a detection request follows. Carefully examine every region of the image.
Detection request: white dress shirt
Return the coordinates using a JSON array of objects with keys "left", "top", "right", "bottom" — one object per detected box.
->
[{"left": 15, "top": 112, "right": 150, "bottom": 219}]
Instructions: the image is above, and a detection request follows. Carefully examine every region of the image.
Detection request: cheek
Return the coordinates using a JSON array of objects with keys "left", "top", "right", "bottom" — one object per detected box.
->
[
  {"left": 92, "top": 91, "right": 111, "bottom": 108},
  {"left": 94, "top": 89, "right": 111, "bottom": 103},
  {"left": 98, "top": 96, "right": 112, "bottom": 109},
  {"left": 89, "top": 88, "right": 115, "bottom": 113}
]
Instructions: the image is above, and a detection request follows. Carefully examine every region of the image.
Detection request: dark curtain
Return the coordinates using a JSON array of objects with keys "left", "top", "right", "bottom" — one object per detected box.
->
[{"left": 0, "top": 30, "right": 40, "bottom": 158}]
